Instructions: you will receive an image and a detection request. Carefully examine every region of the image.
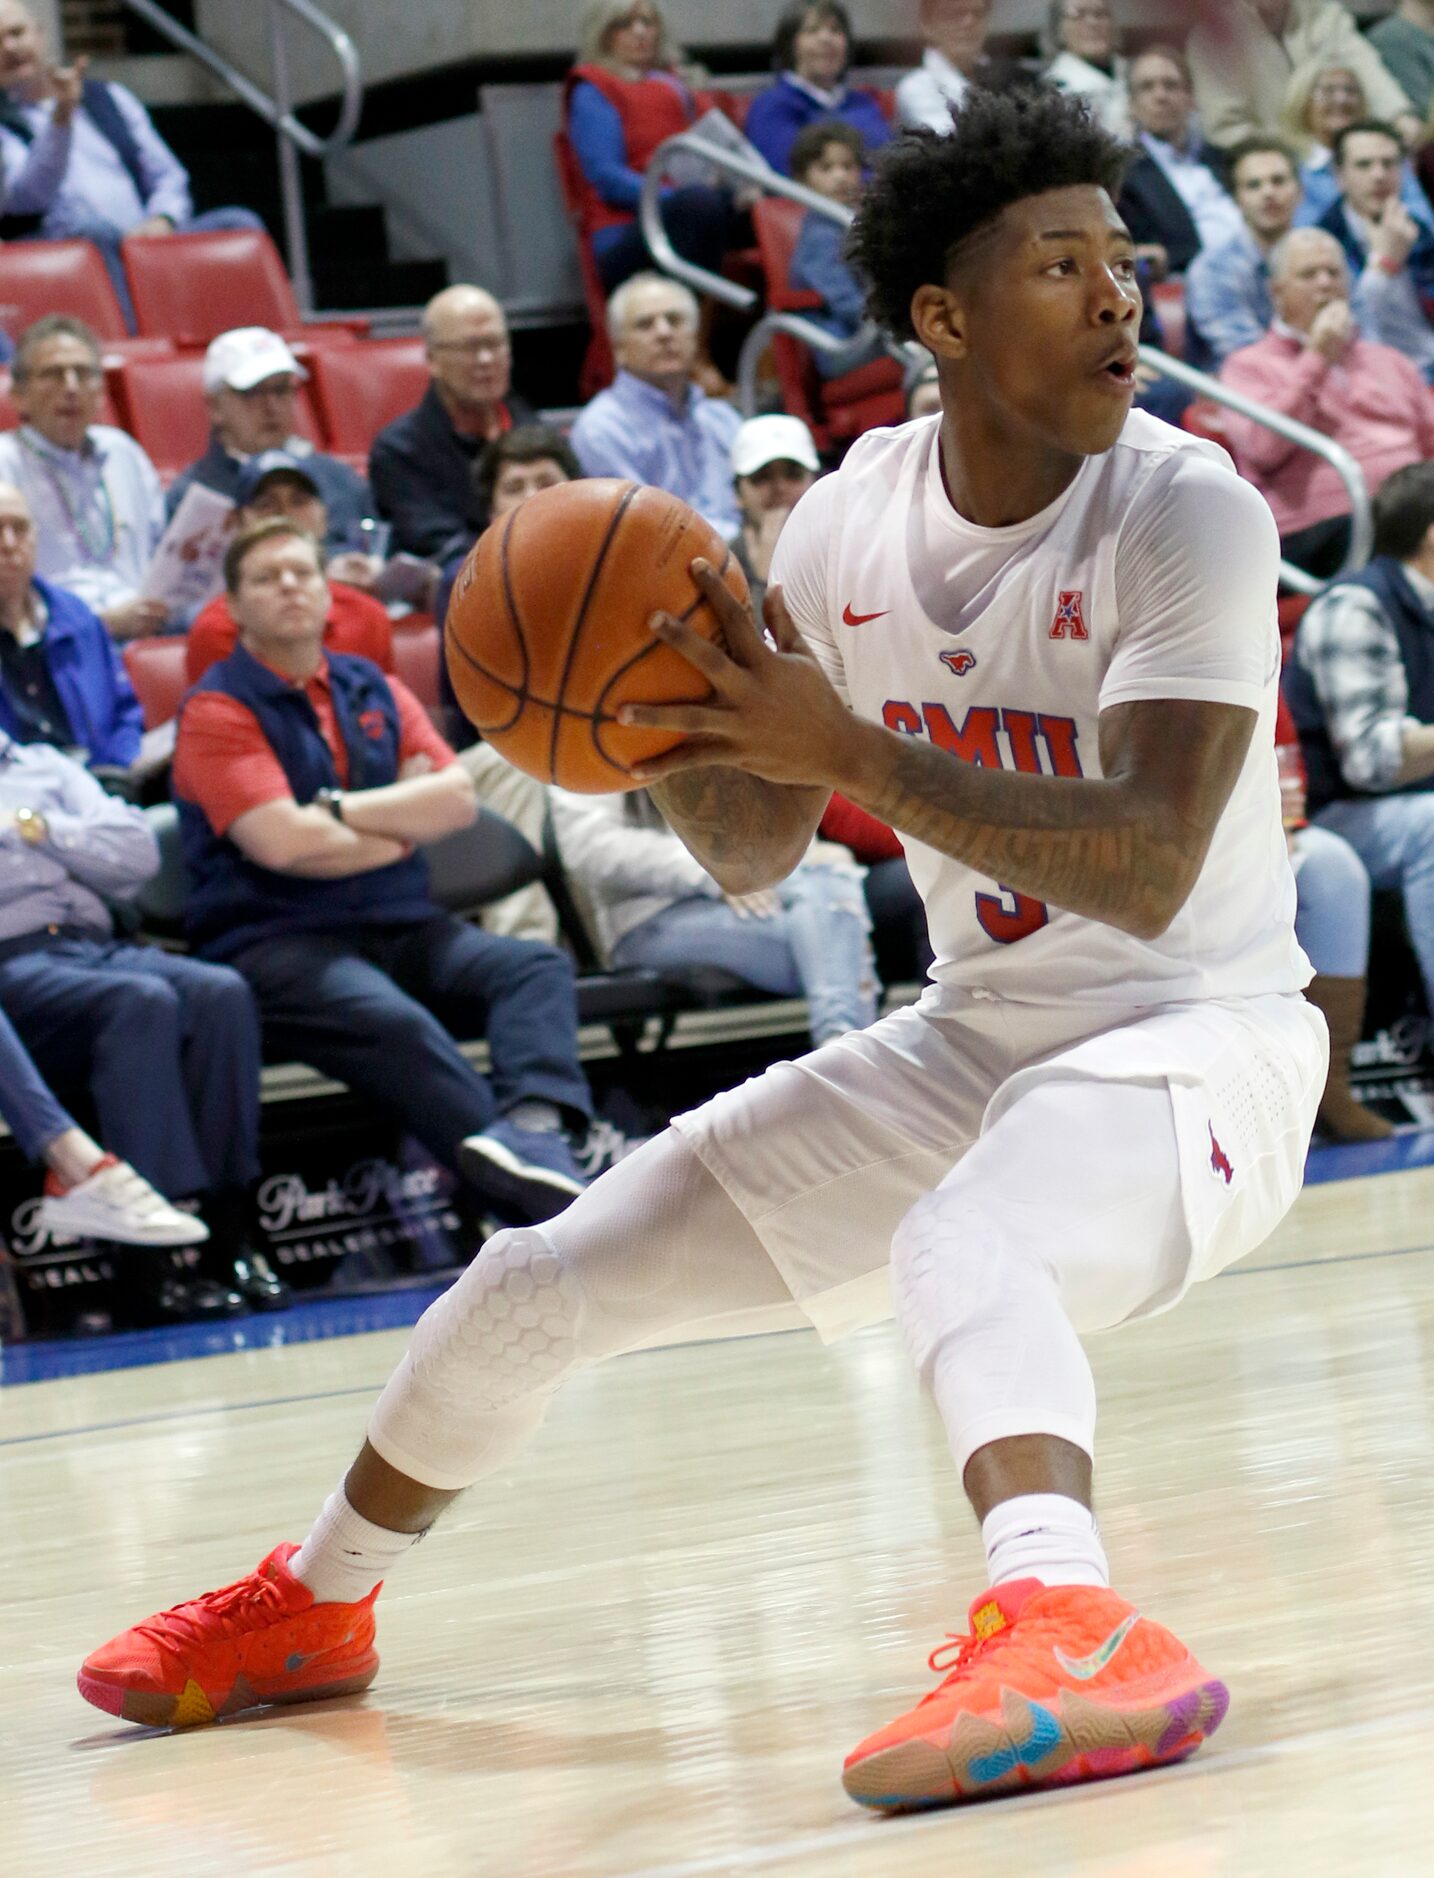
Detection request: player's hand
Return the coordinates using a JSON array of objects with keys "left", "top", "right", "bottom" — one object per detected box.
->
[
  {"left": 1369, "top": 198, "right": 1418, "bottom": 270},
  {"left": 50, "top": 56, "right": 87, "bottom": 126},
  {"left": 1305, "top": 300, "right": 1354, "bottom": 363},
  {"left": 620, "top": 560, "right": 856, "bottom": 789}
]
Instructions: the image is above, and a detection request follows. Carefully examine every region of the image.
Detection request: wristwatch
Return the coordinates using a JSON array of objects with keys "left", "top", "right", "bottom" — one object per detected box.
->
[
  {"left": 14, "top": 806, "right": 47, "bottom": 846},
  {"left": 315, "top": 788, "right": 345, "bottom": 824}
]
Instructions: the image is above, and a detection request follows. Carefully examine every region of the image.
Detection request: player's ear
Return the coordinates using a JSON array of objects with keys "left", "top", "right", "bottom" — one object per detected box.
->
[{"left": 910, "top": 285, "right": 968, "bottom": 362}]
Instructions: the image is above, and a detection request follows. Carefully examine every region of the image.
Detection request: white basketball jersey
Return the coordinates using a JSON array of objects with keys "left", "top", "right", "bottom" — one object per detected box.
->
[{"left": 771, "top": 409, "right": 1309, "bottom": 1007}]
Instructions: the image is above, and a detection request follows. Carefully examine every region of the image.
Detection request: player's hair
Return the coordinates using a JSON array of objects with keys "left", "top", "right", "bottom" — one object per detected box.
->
[
  {"left": 1371, "top": 461, "right": 1434, "bottom": 561},
  {"left": 12, "top": 313, "right": 102, "bottom": 380},
  {"left": 848, "top": 88, "right": 1129, "bottom": 344},
  {"left": 771, "top": 2, "right": 852, "bottom": 76},
  {"left": 1332, "top": 118, "right": 1402, "bottom": 168},
  {"left": 789, "top": 116, "right": 867, "bottom": 182},
  {"left": 224, "top": 515, "right": 326, "bottom": 594},
  {"left": 471, "top": 424, "right": 582, "bottom": 516},
  {"left": 605, "top": 270, "right": 699, "bottom": 344},
  {"left": 1223, "top": 135, "right": 1299, "bottom": 189}
]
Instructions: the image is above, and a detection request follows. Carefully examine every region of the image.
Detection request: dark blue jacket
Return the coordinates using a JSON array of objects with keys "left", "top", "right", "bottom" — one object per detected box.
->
[
  {"left": 166, "top": 434, "right": 372, "bottom": 553},
  {"left": 174, "top": 644, "right": 437, "bottom": 962},
  {"left": 369, "top": 384, "right": 537, "bottom": 559},
  {"left": 743, "top": 75, "right": 891, "bottom": 177},
  {"left": 1318, "top": 197, "right": 1434, "bottom": 308},
  {"left": 0, "top": 577, "right": 143, "bottom": 767},
  {"left": 1284, "top": 557, "right": 1434, "bottom": 810}
]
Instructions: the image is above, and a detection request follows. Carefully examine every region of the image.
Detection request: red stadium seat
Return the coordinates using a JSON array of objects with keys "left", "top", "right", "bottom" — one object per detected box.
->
[
  {"left": 750, "top": 195, "right": 903, "bottom": 452},
  {"left": 553, "top": 129, "right": 617, "bottom": 401},
  {"left": 0, "top": 239, "right": 130, "bottom": 341},
  {"left": 118, "top": 353, "right": 323, "bottom": 482},
  {"left": 1278, "top": 592, "right": 1311, "bottom": 663},
  {"left": 1180, "top": 398, "right": 1233, "bottom": 450},
  {"left": 390, "top": 620, "right": 440, "bottom": 710},
  {"left": 121, "top": 228, "right": 370, "bottom": 348},
  {"left": 308, "top": 339, "right": 430, "bottom": 456},
  {"left": 123, "top": 637, "right": 191, "bottom": 729}
]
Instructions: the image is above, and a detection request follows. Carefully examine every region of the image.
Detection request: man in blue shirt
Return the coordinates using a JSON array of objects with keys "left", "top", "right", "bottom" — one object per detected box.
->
[
  {"left": 1318, "top": 119, "right": 1434, "bottom": 380},
  {"left": 570, "top": 273, "right": 741, "bottom": 537},
  {"left": 1186, "top": 137, "right": 1302, "bottom": 365},
  {"left": 0, "top": 0, "right": 262, "bottom": 323}
]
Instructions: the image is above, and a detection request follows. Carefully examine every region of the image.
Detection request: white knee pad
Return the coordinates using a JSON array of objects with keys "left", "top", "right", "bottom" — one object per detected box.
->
[{"left": 889, "top": 1183, "right": 1017, "bottom": 1381}]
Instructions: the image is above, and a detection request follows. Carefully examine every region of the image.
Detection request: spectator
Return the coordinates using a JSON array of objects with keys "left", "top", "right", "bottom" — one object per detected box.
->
[
  {"left": 167, "top": 328, "right": 371, "bottom": 554},
  {"left": 1118, "top": 47, "right": 1243, "bottom": 281},
  {"left": 550, "top": 785, "right": 879, "bottom": 1050},
  {"left": 787, "top": 119, "right": 885, "bottom": 379},
  {"left": 1187, "top": 138, "right": 1302, "bottom": 365},
  {"left": 1285, "top": 63, "right": 1430, "bottom": 225},
  {"left": 1285, "top": 459, "right": 1434, "bottom": 1071},
  {"left": 1275, "top": 690, "right": 1392, "bottom": 1139},
  {"left": 0, "top": 315, "right": 165, "bottom": 640},
  {"left": 816, "top": 791, "right": 934, "bottom": 989},
  {"left": 0, "top": 480, "right": 141, "bottom": 767},
  {"left": 1041, "top": 0, "right": 1130, "bottom": 138},
  {"left": 1369, "top": 0, "right": 1434, "bottom": 122},
  {"left": 1188, "top": 0, "right": 1420, "bottom": 153},
  {"left": 0, "top": 731, "right": 270, "bottom": 1319},
  {"left": 905, "top": 357, "right": 941, "bottom": 419},
  {"left": 171, "top": 517, "right": 594, "bottom": 1223},
  {"left": 1316, "top": 120, "right": 1434, "bottom": 379},
  {"left": 565, "top": 0, "right": 741, "bottom": 294},
  {"left": 0, "top": 0, "right": 264, "bottom": 325},
  {"left": 369, "top": 286, "right": 536, "bottom": 562},
  {"left": 570, "top": 273, "right": 741, "bottom": 537},
  {"left": 0, "top": 1000, "right": 213, "bottom": 1245},
  {"left": 726, "top": 413, "right": 819, "bottom": 614},
  {"left": 1221, "top": 228, "right": 1434, "bottom": 577},
  {"left": 895, "top": 0, "right": 1038, "bottom": 132},
  {"left": 744, "top": 3, "right": 891, "bottom": 177},
  {"left": 185, "top": 454, "right": 393, "bottom": 686}
]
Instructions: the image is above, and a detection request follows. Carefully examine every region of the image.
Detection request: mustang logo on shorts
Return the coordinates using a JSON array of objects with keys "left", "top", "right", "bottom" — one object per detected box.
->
[
  {"left": 1208, "top": 1124, "right": 1234, "bottom": 1185},
  {"left": 940, "top": 648, "right": 978, "bottom": 676}
]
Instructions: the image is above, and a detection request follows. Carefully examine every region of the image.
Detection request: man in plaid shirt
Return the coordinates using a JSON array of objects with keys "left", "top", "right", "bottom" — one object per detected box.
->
[{"left": 1286, "top": 458, "right": 1434, "bottom": 1015}]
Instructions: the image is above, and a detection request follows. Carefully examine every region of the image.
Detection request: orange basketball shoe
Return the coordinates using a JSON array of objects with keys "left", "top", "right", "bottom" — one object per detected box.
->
[
  {"left": 842, "top": 1578, "right": 1228, "bottom": 1811},
  {"left": 77, "top": 1543, "right": 380, "bottom": 1728}
]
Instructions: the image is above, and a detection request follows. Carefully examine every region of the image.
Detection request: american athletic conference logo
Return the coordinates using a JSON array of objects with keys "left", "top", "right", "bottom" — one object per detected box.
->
[{"left": 1049, "top": 590, "right": 1089, "bottom": 640}]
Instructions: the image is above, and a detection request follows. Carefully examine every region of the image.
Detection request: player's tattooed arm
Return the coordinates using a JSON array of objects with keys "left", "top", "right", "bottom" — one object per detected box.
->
[
  {"left": 847, "top": 697, "right": 1258, "bottom": 940},
  {"left": 650, "top": 767, "right": 827, "bottom": 895}
]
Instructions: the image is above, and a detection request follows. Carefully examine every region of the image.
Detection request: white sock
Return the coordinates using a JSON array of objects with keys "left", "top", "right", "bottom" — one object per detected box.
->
[
  {"left": 290, "top": 1486, "right": 426, "bottom": 1605},
  {"left": 981, "top": 1493, "right": 1109, "bottom": 1590}
]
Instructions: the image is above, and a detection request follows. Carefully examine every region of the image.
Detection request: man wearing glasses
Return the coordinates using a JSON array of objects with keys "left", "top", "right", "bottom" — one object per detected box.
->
[
  {"left": 0, "top": 314, "right": 165, "bottom": 642},
  {"left": 166, "top": 325, "right": 373, "bottom": 559},
  {"left": 369, "top": 284, "right": 537, "bottom": 559}
]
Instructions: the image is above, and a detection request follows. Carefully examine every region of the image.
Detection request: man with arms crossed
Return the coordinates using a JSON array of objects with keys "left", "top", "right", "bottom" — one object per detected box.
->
[{"left": 80, "top": 93, "right": 1324, "bottom": 1814}]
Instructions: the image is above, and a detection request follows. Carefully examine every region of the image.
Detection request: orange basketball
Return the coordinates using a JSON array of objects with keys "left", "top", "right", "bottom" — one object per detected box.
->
[{"left": 443, "top": 478, "right": 749, "bottom": 793}]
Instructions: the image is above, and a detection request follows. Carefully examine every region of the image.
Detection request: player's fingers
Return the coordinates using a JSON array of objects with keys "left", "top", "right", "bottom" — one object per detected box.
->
[
  {"left": 691, "top": 558, "right": 764, "bottom": 662},
  {"left": 629, "top": 739, "right": 729, "bottom": 784},
  {"left": 647, "top": 609, "right": 736, "bottom": 685},
  {"left": 619, "top": 700, "right": 729, "bottom": 734},
  {"left": 763, "top": 584, "right": 807, "bottom": 656}
]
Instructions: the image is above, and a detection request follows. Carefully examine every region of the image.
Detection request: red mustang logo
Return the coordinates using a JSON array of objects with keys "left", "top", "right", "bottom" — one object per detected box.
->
[
  {"left": 1208, "top": 1124, "right": 1234, "bottom": 1185},
  {"left": 940, "top": 649, "right": 978, "bottom": 676},
  {"left": 358, "top": 709, "right": 387, "bottom": 742}
]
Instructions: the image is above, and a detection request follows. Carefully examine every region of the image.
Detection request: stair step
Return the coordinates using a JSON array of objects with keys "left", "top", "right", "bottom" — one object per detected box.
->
[{"left": 315, "top": 255, "right": 448, "bottom": 312}]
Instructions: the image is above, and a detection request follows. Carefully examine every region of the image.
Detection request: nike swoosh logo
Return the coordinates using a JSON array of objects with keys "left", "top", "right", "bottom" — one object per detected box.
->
[
  {"left": 842, "top": 603, "right": 889, "bottom": 626},
  {"left": 1054, "top": 1611, "right": 1140, "bottom": 1681}
]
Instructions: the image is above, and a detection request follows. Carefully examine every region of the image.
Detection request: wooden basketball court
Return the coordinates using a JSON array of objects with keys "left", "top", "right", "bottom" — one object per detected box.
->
[{"left": 6, "top": 1158, "right": 1433, "bottom": 1876}]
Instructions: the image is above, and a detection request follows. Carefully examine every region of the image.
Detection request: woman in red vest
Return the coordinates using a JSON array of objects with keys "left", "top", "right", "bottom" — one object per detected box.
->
[{"left": 565, "top": 0, "right": 739, "bottom": 292}]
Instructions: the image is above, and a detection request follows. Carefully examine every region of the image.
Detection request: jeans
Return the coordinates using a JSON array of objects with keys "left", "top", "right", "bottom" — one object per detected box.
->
[
  {"left": 0, "top": 933, "right": 262, "bottom": 1193},
  {"left": 1314, "top": 791, "right": 1434, "bottom": 1000},
  {"left": 593, "top": 184, "right": 737, "bottom": 293},
  {"left": 0, "top": 1000, "right": 74, "bottom": 1163},
  {"left": 613, "top": 865, "right": 879, "bottom": 1044},
  {"left": 231, "top": 915, "right": 592, "bottom": 1169},
  {"left": 42, "top": 205, "right": 266, "bottom": 330},
  {"left": 1292, "top": 823, "right": 1370, "bottom": 977},
  {"left": 863, "top": 855, "right": 934, "bottom": 987}
]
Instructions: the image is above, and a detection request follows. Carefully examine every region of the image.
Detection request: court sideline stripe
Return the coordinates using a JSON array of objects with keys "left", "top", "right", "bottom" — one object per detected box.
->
[
  {"left": 7, "top": 1232, "right": 1434, "bottom": 1450},
  {"left": 616, "top": 1702, "right": 1434, "bottom": 1878}
]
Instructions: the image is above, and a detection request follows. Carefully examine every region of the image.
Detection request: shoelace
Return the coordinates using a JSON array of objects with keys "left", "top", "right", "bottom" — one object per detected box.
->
[
  {"left": 918, "top": 1623, "right": 1023, "bottom": 1707},
  {"left": 133, "top": 1568, "right": 294, "bottom": 1656}
]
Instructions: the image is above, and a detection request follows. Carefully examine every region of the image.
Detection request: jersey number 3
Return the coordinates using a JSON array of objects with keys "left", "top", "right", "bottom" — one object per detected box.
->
[{"left": 975, "top": 886, "right": 1049, "bottom": 944}]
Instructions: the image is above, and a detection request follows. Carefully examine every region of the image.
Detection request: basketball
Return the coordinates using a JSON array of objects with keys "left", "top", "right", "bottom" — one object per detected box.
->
[{"left": 444, "top": 478, "right": 750, "bottom": 793}]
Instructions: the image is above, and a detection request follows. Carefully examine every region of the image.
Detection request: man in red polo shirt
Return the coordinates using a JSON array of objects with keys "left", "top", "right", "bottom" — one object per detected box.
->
[
  {"left": 185, "top": 452, "right": 393, "bottom": 684},
  {"left": 171, "top": 516, "right": 593, "bottom": 1223}
]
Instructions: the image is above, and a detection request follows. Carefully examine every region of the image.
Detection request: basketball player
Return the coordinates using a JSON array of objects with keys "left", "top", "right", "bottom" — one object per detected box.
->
[{"left": 78, "top": 90, "right": 1325, "bottom": 1811}]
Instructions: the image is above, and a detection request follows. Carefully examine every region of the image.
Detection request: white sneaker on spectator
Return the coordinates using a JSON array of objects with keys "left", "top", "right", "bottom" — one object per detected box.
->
[{"left": 41, "top": 1156, "right": 210, "bottom": 1248}]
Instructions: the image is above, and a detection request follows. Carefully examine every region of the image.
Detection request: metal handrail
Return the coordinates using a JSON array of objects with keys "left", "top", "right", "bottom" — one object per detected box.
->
[
  {"left": 1136, "top": 345, "right": 1373, "bottom": 594},
  {"left": 117, "top": 0, "right": 361, "bottom": 314}
]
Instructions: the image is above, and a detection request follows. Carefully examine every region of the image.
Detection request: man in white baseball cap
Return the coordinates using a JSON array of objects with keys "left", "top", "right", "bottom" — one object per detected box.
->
[
  {"left": 164, "top": 327, "right": 372, "bottom": 552},
  {"left": 728, "top": 413, "right": 821, "bottom": 610}
]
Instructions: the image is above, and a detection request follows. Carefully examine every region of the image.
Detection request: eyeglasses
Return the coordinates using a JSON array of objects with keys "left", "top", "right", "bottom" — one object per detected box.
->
[
  {"left": 1063, "top": 5, "right": 1111, "bottom": 19},
  {"left": 0, "top": 516, "right": 34, "bottom": 539},
  {"left": 26, "top": 364, "right": 102, "bottom": 387},
  {"left": 429, "top": 338, "right": 511, "bottom": 361}
]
